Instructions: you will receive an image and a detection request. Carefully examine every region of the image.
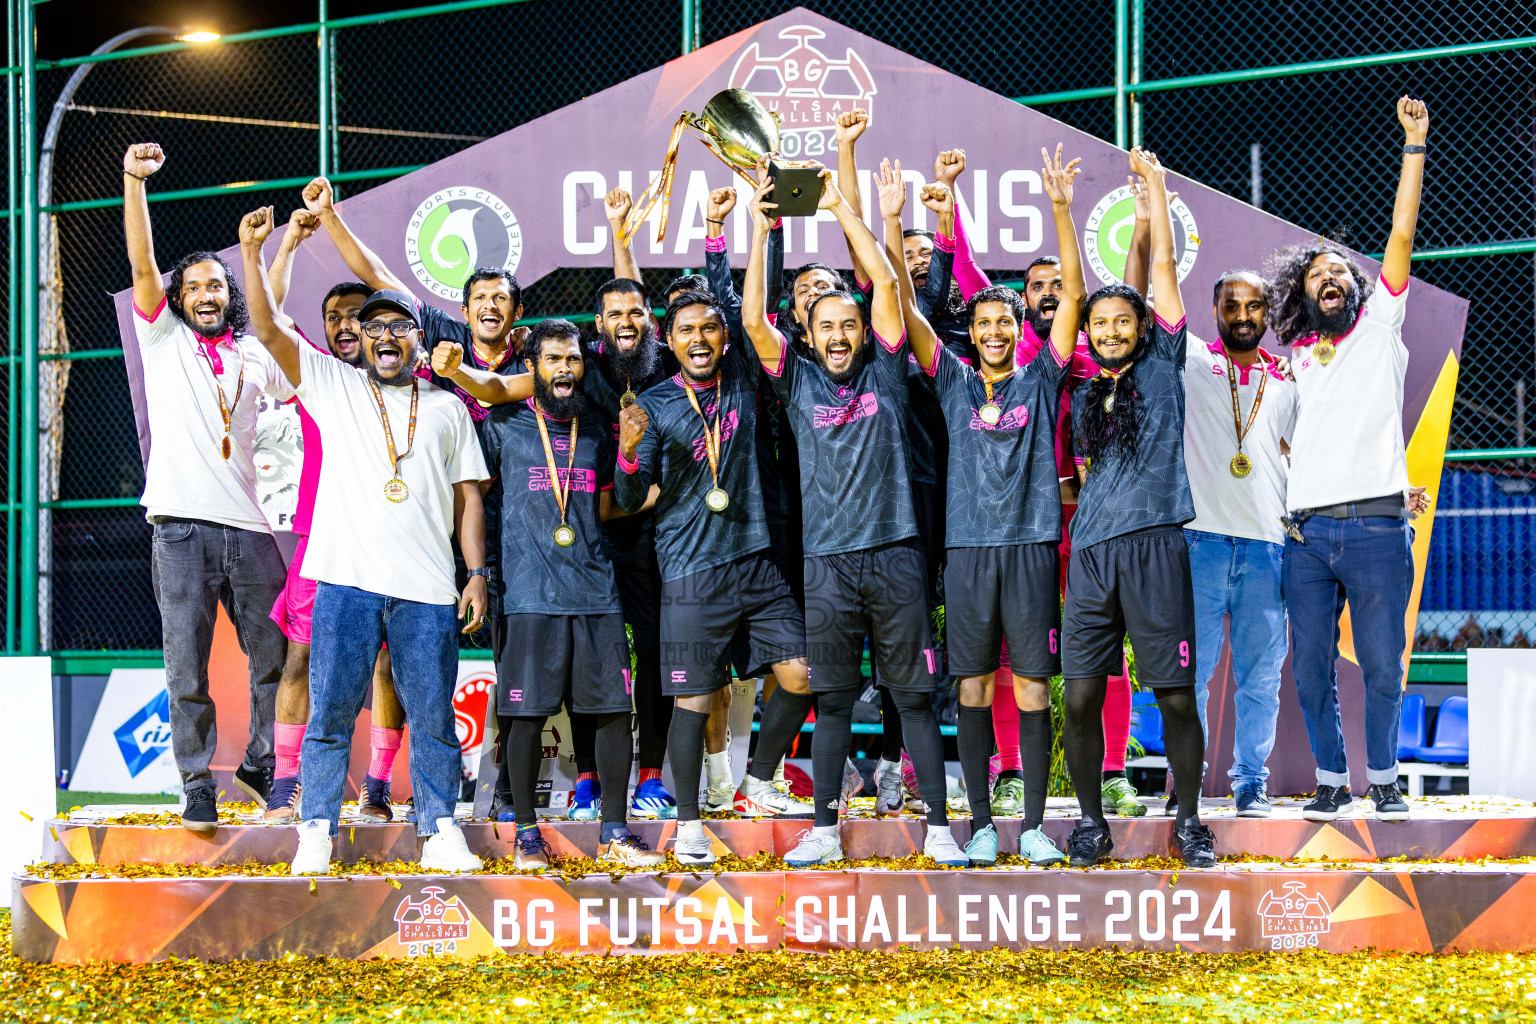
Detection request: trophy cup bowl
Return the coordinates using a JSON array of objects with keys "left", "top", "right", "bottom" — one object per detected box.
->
[{"left": 694, "top": 88, "right": 825, "bottom": 217}]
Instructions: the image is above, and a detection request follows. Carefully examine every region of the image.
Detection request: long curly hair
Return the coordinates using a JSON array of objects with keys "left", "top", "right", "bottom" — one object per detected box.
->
[
  {"left": 1074, "top": 283, "right": 1150, "bottom": 466},
  {"left": 166, "top": 251, "right": 249, "bottom": 339},
  {"left": 1264, "top": 242, "right": 1371, "bottom": 344}
]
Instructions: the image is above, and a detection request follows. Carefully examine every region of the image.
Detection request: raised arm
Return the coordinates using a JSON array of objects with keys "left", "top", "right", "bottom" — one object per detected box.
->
[
  {"left": 917, "top": 180, "right": 958, "bottom": 316},
  {"left": 868, "top": 160, "right": 931, "bottom": 367},
  {"left": 742, "top": 178, "right": 786, "bottom": 368},
  {"left": 1123, "top": 175, "right": 1152, "bottom": 299},
  {"left": 238, "top": 207, "right": 304, "bottom": 385},
  {"left": 1382, "top": 96, "right": 1429, "bottom": 293},
  {"left": 605, "top": 188, "right": 641, "bottom": 283},
  {"left": 269, "top": 208, "right": 320, "bottom": 313},
  {"left": 304, "top": 176, "right": 411, "bottom": 294},
  {"left": 877, "top": 161, "right": 941, "bottom": 369},
  {"left": 1041, "top": 145, "right": 1087, "bottom": 363},
  {"left": 428, "top": 343, "right": 534, "bottom": 405},
  {"left": 123, "top": 143, "right": 167, "bottom": 315},
  {"left": 933, "top": 149, "right": 991, "bottom": 299},
  {"left": 834, "top": 109, "right": 871, "bottom": 287},
  {"left": 703, "top": 187, "right": 741, "bottom": 308},
  {"left": 1129, "top": 148, "right": 1184, "bottom": 326}
]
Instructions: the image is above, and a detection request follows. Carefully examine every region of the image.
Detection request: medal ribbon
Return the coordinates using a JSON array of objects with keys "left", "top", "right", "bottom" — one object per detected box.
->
[
  {"left": 620, "top": 115, "right": 765, "bottom": 245},
  {"left": 197, "top": 338, "right": 245, "bottom": 459},
  {"left": 1223, "top": 349, "right": 1268, "bottom": 459},
  {"left": 682, "top": 376, "right": 725, "bottom": 490},
  {"left": 981, "top": 368, "right": 1012, "bottom": 407},
  {"left": 367, "top": 377, "right": 419, "bottom": 483},
  {"left": 534, "top": 406, "right": 579, "bottom": 528}
]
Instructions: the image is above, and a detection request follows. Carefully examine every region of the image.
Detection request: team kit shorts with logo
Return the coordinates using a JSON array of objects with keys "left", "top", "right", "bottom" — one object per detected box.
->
[
  {"left": 802, "top": 539, "right": 938, "bottom": 694},
  {"left": 495, "top": 613, "right": 634, "bottom": 716},
  {"left": 944, "top": 541, "right": 1063, "bottom": 679},
  {"left": 659, "top": 552, "right": 805, "bottom": 697}
]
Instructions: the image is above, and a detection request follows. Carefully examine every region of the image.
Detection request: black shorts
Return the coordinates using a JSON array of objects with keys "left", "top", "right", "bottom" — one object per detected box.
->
[
  {"left": 1062, "top": 526, "right": 1196, "bottom": 687},
  {"left": 945, "top": 542, "right": 1062, "bottom": 678},
  {"left": 606, "top": 516, "right": 661, "bottom": 654},
  {"left": 660, "top": 553, "right": 805, "bottom": 696},
  {"left": 803, "top": 539, "right": 938, "bottom": 694},
  {"left": 497, "top": 613, "right": 633, "bottom": 716}
]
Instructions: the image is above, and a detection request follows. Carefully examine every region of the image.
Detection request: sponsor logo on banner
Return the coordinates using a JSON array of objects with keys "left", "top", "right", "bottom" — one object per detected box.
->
[
  {"left": 730, "top": 25, "right": 876, "bottom": 159},
  {"left": 453, "top": 671, "right": 495, "bottom": 777},
  {"left": 254, "top": 394, "right": 302, "bottom": 531},
  {"left": 1083, "top": 185, "right": 1200, "bottom": 286},
  {"left": 113, "top": 689, "right": 173, "bottom": 778},
  {"left": 1256, "top": 881, "right": 1331, "bottom": 950},
  {"left": 404, "top": 186, "right": 523, "bottom": 301},
  {"left": 394, "top": 886, "right": 471, "bottom": 956}
]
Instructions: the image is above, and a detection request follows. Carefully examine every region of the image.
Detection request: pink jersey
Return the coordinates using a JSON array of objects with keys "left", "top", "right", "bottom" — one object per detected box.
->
[
  {"left": 290, "top": 331, "right": 329, "bottom": 537},
  {"left": 1016, "top": 321, "right": 1097, "bottom": 480},
  {"left": 947, "top": 212, "right": 991, "bottom": 301}
]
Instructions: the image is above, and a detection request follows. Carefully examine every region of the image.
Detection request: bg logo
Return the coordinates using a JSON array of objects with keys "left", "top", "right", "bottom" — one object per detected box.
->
[
  {"left": 1256, "top": 881, "right": 1331, "bottom": 950},
  {"left": 1083, "top": 185, "right": 1200, "bottom": 286},
  {"left": 113, "top": 690, "right": 172, "bottom": 778},
  {"left": 404, "top": 186, "right": 523, "bottom": 301},
  {"left": 729, "top": 26, "right": 876, "bottom": 159},
  {"left": 394, "top": 885, "right": 471, "bottom": 956}
]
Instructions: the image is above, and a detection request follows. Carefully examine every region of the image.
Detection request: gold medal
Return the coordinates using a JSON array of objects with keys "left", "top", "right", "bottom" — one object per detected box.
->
[
  {"left": 197, "top": 339, "right": 245, "bottom": 463},
  {"left": 1314, "top": 339, "right": 1336, "bottom": 365},
  {"left": 534, "top": 406, "right": 581, "bottom": 549},
  {"left": 979, "top": 403, "right": 1002, "bottom": 425},
  {"left": 553, "top": 523, "right": 576, "bottom": 548},
  {"left": 620, "top": 388, "right": 637, "bottom": 410},
  {"left": 1102, "top": 392, "right": 1115, "bottom": 414},
  {"left": 705, "top": 487, "right": 730, "bottom": 513},
  {"left": 1221, "top": 347, "right": 1268, "bottom": 485},
  {"left": 1230, "top": 453, "right": 1252, "bottom": 478},
  {"left": 383, "top": 478, "right": 409, "bottom": 502},
  {"left": 220, "top": 436, "right": 232, "bottom": 460},
  {"left": 368, "top": 376, "right": 419, "bottom": 508},
  {"left": 978, "top": 369, "right": 1010, "bottom": 427},
  {"left": 682, "top": 375, "right": 730, "bottom": 514}
]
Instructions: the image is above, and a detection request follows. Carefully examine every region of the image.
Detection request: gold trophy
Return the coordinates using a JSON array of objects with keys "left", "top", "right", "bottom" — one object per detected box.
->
[{"left": 619, "top": 88, "right": 826, "bottom": 243}]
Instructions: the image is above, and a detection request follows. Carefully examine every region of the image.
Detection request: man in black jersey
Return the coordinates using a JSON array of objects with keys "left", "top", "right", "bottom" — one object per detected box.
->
[
  {"left": 615, "top": 292, "right": 819, "bottom": 864},
  {"left": 742, "top": 168, "right": 968, "bottom": 868},
  {"left": 883, "top": 148, "right": 1086, "bottom": 868},
  {"left": 476, "top": 318, "right": 665, "bottom": 868},
  {"left": 1062, "top": 149, "right": 1214, "bottom": 869}
]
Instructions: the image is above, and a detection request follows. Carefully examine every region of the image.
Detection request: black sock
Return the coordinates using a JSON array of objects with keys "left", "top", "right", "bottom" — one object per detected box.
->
[
  {"left": 892, "top": 689, "right": 947, "bottom": 827},
  {"left": 1101, "top": 769, "right": 1127, "bottom": 783},
  {"left": 1064, "top": 677, "right": 1109, "bottom": 828},
  {"left": 569, "top": 713, "right": 597, "bottom": 776},
  {"left": 502, "top": 716, "right": 545, "bottom": 827},
  {"left": 1155, "top": 686, "right": 1206, "bottom": 825},
  {"left": 750, "top": 687, "right": 812, "bottom": 782},
  {"left": 666, "top": 706, "right": 710, "bottom": 822},
  {"left": 1019, "top": 709, "right": 1052, "bottom": 833},
  {"left": 812, "top": 688, "right": 857, "bottom": 827},
  {"left": 593, "top": 711, "right": 633, "bottom": 829},
  {"left": 494, "top": 715, "right": 514, "bottom": 799},
  {"left": 997, "top": 768, "right": 1023, "bottom": 782},
  {"left": 957, "top": 703, "right": 994, "bottom": 831},
  {"left": 879, "top": 685, "right": 904, "bottom": 761},
  {"left": 631, "top": 651, "right": 670, "bottom": 772}
]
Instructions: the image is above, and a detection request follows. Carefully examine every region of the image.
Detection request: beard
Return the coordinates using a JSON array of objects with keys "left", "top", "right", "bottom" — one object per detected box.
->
[
  {"left": 1024, "top": 296, "right": 1058, "bottom": 338},
  {"left": 534, "top": 372, "right": 587, "bottom": 420},
  {"left": 1216, "top": 319, "right": 1265, "bottom": 352},
  {"left": 679, "top": 358, "right": 720, "bottom": 384},
  {"left": 811, "top": 337, "right": 871, "bottom": 388},
  {"left": 1090, "top": 336, "right": 1140, "bottom": 371},
  {"left": 180, "top": 303, "right": 233, "bottom": 340},
  {"left": 329, "top": 331, "right": 366, "bottom": 366},
  {"left": 1303, "top": 287, "right": 1363, "bottom": 338},
  {"left": 602, "top": 322, "right": 661, "bottom": 383},
  {"left": 365, "top": 339, "right": 420, "bottom": 387}
]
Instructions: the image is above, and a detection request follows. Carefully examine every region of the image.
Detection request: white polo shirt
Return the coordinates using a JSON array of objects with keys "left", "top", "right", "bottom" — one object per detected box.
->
[
  {"left": 295, "top": 342, "right": 488, "bottom": 606},
  {"left": 1183, "top": 333, "right": 1297, "bottom": 544},
  {"left": 1286, "top": 277, "right": 1410, "bottom": 512},
  {"left": 133, "top": 297, "right": 295, "bottom": 532}
]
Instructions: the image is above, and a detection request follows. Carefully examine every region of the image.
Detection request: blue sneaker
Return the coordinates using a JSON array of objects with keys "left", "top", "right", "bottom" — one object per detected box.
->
[
  {"left": 567, "top": 777, "right": 601, "bottom": 821},
  {"left": 963, "top": 823, "right": 998, "bottom": 866},
  {"left": 490, "top": 792, "right": 516, "bottom": 823},
  {"left": 629, "top": 778, "right": 677, "bottom": 820},
  {"left": 1019, "top": 827, "right": 1068, "bottom": 865}
]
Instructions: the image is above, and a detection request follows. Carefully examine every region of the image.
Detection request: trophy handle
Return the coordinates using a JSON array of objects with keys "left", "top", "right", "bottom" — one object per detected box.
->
[{"left": 618, "top": 114, "right": 690, "bottom": 245}]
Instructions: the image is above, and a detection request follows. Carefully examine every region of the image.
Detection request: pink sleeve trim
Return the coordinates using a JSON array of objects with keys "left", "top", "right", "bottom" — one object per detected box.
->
[
  {"left": 600, "top": 482, "right": 615, "bottom": 492},
  {"left": 762, "top": 326, "right": 789, "bottom": 378},
  {"left": 919, "top": 342, "right": 941, "bottom": 377},
  {"left": 1048, "top": 342, "right": 1071, "bottom": 368},
  {"left": 1153, "top": 312, "right": 1187, "bottom": 333},
  {"left": 617, "top": 450, "right": 639, "bottom": 474},
  {"left": 1072, "top": 456, "right": 1087, "bottom": 466},
  {"left": 950, "top": 212, "right": 991, "bottom": 300},
  {"left": 934, "top": 233, "right": 956, "bottom": 253},
  {"left": 873, "top": 329, "right": 906, "bottom": 355},
  {"left": 133, "top": 295, "right": 167, "bottom": 322},
  {"left": 771, "top": 218, "right": 784, "bottom": 230},
  {"left": 1379, "top": 273, "right": 1408, "bottom": 297},
  {"left": 704, "top": 236, "right": 727, "bottom": 253}
]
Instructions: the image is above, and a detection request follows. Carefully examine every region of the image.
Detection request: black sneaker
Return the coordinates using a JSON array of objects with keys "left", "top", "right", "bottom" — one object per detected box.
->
[
  {"left": 1234, "top": 786, "right": 1272, "bottom": 818},
  {"left": 1174, "top": 819, "right": 1218, "bottom": 867},
  {"left": 181, "top": 791, "right": 218, "bottom": 832},
  {"left": 1066, "top": 821, "right": 1113, "bottom": 867},
  {"left": 1368, "top": 783, "right": 1410, "bottom": 821},
  {"left": 234, "top": 762, "right": 273, "bottom": 805},
  {"left": 1164, "top": 793, "right": 1179, "bottom": 817},
  {"left": 1302, "top": 784, "right": 1353, "bottom": 821}
]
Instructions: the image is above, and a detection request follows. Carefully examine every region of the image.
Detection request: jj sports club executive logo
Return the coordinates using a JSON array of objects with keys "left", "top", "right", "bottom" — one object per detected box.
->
[
  {"left": 1256, "top": 881, "right": 1332, "bottom": 950},
  {"left": 404, "top": 186, "right": 523, "bottom": 301},
  {"left": 1083, "top": 185, "right": 1200, "bottom": 286},
  {"left": 729, "top": 25, "right": 877, "bottom": 159},
  {"left": 113, "top": 689, "right": 173, "bottom": 777}
]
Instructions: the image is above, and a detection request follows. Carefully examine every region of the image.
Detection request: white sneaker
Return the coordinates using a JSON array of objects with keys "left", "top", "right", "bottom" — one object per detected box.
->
[
  {"left": 420, "top": 817, "right": 482, "bottom": 873},
  {"left": 703, "top": 777, "right": 737, "bottom": 814},
  {"left": 734, "top": 774, "right": 814, "bottom": 817},
  {"left": 924, "top": 826, "right": 970, "bottom": 867},
  {"left": 784, "top": 827, "right": 844, "bottom": 867},
  {"left": 290, "top": 818, "right": 333, "bottom": 876},
  {"left": 773, "top": 758, "right": 791, "bottom": 795},
  {"left": 873, "top": 758, "right": 904, "bottom": 816},
  {"left": 673, "top": 821, "right": 717, "bottom": 866}
]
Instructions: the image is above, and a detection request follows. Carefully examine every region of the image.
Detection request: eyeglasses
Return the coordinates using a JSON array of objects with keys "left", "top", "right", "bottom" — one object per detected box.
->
[{"left": 361, "top": 320, "right": 418, "bottom": 339}]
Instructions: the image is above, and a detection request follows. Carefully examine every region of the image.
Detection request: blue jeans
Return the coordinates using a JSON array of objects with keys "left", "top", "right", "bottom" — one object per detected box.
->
[
  {"left": 303, "top": 582, "right": 462, "bottom": 835},
  {"left": 1284, "top": 514, "right": 1413, "bottom": 787},
  {"left": 1185, "top": 530, "right": 1287, "bottom": 794}
]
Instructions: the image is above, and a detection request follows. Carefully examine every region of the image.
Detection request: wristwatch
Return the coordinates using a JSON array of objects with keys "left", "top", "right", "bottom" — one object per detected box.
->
[
  {"left": 1403, "top": 144, "right": 1427, "bottom": 154},
  {"left": 467, "top": 567, "right": 490, "bottom": 579}
]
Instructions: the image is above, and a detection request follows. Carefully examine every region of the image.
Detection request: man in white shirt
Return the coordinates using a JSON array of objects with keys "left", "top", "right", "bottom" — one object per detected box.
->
[
  {"left": 122, "top": 143, "right": 294, "bottom": 831},
  {"left": 237, "top": 206, "right": 491, "bottom": 875},
  {"left": 1268, "top": 97, "right": 1431, "bottom": 823},
  {"left": 1182, "top": 271, "right": 1298, "bottom": 818}
]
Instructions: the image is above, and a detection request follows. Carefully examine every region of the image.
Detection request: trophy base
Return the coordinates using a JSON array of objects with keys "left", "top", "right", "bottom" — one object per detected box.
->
[{"left": 767, "top": 161, "right": 826, "bottom": 218}]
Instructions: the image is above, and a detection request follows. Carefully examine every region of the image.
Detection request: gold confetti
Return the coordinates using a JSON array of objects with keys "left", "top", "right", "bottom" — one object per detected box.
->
[
  {"left": 349, "top": 827, "right": 356, "bottom": 845},
  {"left": 18, "top": 811, "right": 32, "bottom": 822},
  {"left": 48, "top": 826, "right": 57, "bottom": 842}
]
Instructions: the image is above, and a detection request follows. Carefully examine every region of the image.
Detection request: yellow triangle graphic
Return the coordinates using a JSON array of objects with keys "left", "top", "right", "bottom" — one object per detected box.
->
[
  {"left": 1295, "top": 824, "right": 1372, "bottom": 862},
  {"left": 62, "top": 826, "right": 96, "bottom": 865},
  {"left": 689, "top": 877, "right": 760, "bottom": 929},
  {"left": 21, "top": 881, "right": 68, "bottom": 940},
  {"left": 1330, "top": 875, "right": 1416, "bottom": 925}
]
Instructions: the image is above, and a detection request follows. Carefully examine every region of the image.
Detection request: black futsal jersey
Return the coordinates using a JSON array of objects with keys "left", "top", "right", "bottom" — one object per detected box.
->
[
  {"left": 932, "top": 341, "right": 1070, "bottom": 547},
  {"left": 1068, "top": 314, "right": 1196, "bottom": 549},
  {"left": 766, "top": 326, "right": 920, "bottom": 557},
  {"left": 614, "top": 343, "right": 770, "bottom": 583},
  {"left": 478, "top": 398, "right": 621, "bottom": 616}
]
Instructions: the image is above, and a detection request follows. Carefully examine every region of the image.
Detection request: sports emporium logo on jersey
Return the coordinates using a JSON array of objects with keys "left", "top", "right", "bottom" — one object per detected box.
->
[
  {"left": 394, "top": 886, "right": 471, "bottom": 955},
  {"left": 729, "top": 26, "right": 876, "bottom": 158},
  {"left": 1083, "top": 185, "right": 1200, "bottom": 286},
  {"left": 1256, "top": 881, "right": 1332, "bottom": 950},
  {"left": 404, "top": 186, "right": 523, "bottom": 301},
  {"left": 112, "top": 689, "right": 172, "bottom": 778}
]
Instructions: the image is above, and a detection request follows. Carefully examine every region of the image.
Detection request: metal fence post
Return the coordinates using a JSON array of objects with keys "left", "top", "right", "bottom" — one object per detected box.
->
[
  {"left": 18, "top": 0, "right": 37, "bottom": 654},
  {"left": 5, "top": 0, "right": 17, "bottom": 653},
  {"left": 1129, "top": 0, "right": 1143, "bottom": 148},
  {"left": 1113, "top": 0, "right": 1128, "bottom": 149},
  {"left": 318, "top": 0, "right": 331, "bottom": 177}
]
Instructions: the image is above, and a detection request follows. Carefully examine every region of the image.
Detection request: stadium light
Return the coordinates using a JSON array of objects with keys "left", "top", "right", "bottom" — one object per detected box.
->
[{"left": 178, "top": 31, "right": 222, "bottom": 43}]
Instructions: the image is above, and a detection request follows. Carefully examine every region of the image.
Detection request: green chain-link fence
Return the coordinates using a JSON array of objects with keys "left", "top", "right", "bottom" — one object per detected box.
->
[{"left": 3, "top": 0, "right": 1532, "bottom": 672}]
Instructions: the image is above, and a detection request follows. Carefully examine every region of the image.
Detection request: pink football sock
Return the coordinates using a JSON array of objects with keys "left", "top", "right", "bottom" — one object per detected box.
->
[
  {"left": 990, "top": 671, "right": 1023, "bottom": 772},
  {"left": 368, "top": 726, "right": 404, "bottom": 782},
  {"left": 1101, "top": 665, "right": 1133, "bottom": 773},
  {"left": 274, "top": 722, "right": 306, "bottom": 780}
]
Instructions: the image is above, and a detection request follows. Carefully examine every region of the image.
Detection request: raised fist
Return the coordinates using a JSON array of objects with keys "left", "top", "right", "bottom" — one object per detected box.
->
[
  {"left": 301, "top": 176, "right": 334, "bottom": 215},
  {"left": 618, "top": 403, "right": 649, "bottom": 457},
  {"left": 238, "top": 207, "right": 275, "bottom": 247},
  {"left": 707, "top": 187, "right": 737, "bottom": 223},
  {"left": 933, "top": 149, "right": 965, "bottom": 188},
  {"left": 1040, "top": 144, "right": 1082, "bottom": 207},
  {"left": 431, "top": 341, "right": 464, "bottom": 378},
  {"left": 1128, "top": 146, "right": 1165, "bottom": 189},
  {"left": 875, "top": 158, "right": 905, "bottom": 220},
  {"left": 124, "top": 143, "right": 165, "bottom": 179},
  {"left": 834, "top": 109, "right": 869, "bottom": 146},
  {"left": 1397, "top": 96, "right": 1429, "bottom": 143},
  {"left": 920, "top": 181, "right": 954, "bottom": 216},
  {"left": 286, "top": 208, "right": 320, "bottom": 245},
  {"left": 604, "top": 188, "right": 633, "bottom": 227}
]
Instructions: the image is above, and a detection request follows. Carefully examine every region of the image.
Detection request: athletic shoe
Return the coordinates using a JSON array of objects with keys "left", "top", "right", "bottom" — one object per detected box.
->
[
  {"left": 924, "top": 827, "right": 970, "bottom": 867},
  {"left": 873, "top": 759, "right": 905, "bottom": 816},
  {"left": 784, "top": 829, "right": 844, "bottom": 867},
  {"left": 234, "top": 763, "right": 274, "bottom": 805},
  {"left": 1174, "top": 820, "right": 1218, "bottom": 867},
  {"left": 735, "top": 775, "right": 814, "bottom": 818},
  {"left": 1066, "top": 821, "right": 1113, "bottom": 867},
  {"left": 357, "top": 775, "right": 393, "bottom": 822},
  {"left": 1102, "top": 775, "right": 1147, "bottom": 817},
  {"left": 1019, "top": 827, "right": 1068, "bottom": 865},
  {"left": 629, "top": 779, "right": 678, "bottom": 820},
  {"left": 839, "top": 759, "right": 864, "bottom": 810},
  {"left": 264, "top": 776, "right": 302, "bottom": 822},
  {"left": 772, "top": 758, "right": 791, "bottom": 795},
  {"left": 420, "top": 818, "right": 482, "bottom": 873},
  {"left": 900, "top": 751, "right": 924, "bottom": 812},
  {"left": 704, "top": 777, "right": 737, "bottom": 814},
  {"left": 964, "top": 823, "right": 999, "bottom": 867},
  {"left": 673, "top": 823, "right": 717, "bottom": 866},
  {"left": 567, "top": 777, "right": 601, "bottom": 821},
  {"left": 1368, "top": 783, "right": 1410, "bottom": 821},
  {"left": 990, "top": 777, "right": 1026, "bottom": 817},
  {"left": 290, "top": 819, "right": 333, "bottom": 875},
  {"left": 597, "top": 829, "right": 666, "bottom": 868},
  {"left": 513, "top": 827, "right": 553, "bottom": 869},
  {"left": 182, "top": 791, "right": 218, "bottom": 833},
  {"left": 988, "top": 752, "right": 1005, "bottom": 790},
  {"left": 1234, "top": 785, "right": 1272, "bottom": 818},
  {"left": 489, "top": 792, "right": 516, "bottom": 823},
  {"left": 1302, "top": 785, "right": 1354, "bottom": 822}
]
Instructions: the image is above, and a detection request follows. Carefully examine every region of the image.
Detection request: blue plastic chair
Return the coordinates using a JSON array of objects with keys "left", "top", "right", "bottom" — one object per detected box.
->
[
  {"left": 1129, "top": 691, "right": 1165, "bottom": 756},
  {"left": 1403, "top": 695, "right": 1469, "bottom": 764},
  {"left": 1397, "top": 693, "right": 1427, "bottom": 760}
]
